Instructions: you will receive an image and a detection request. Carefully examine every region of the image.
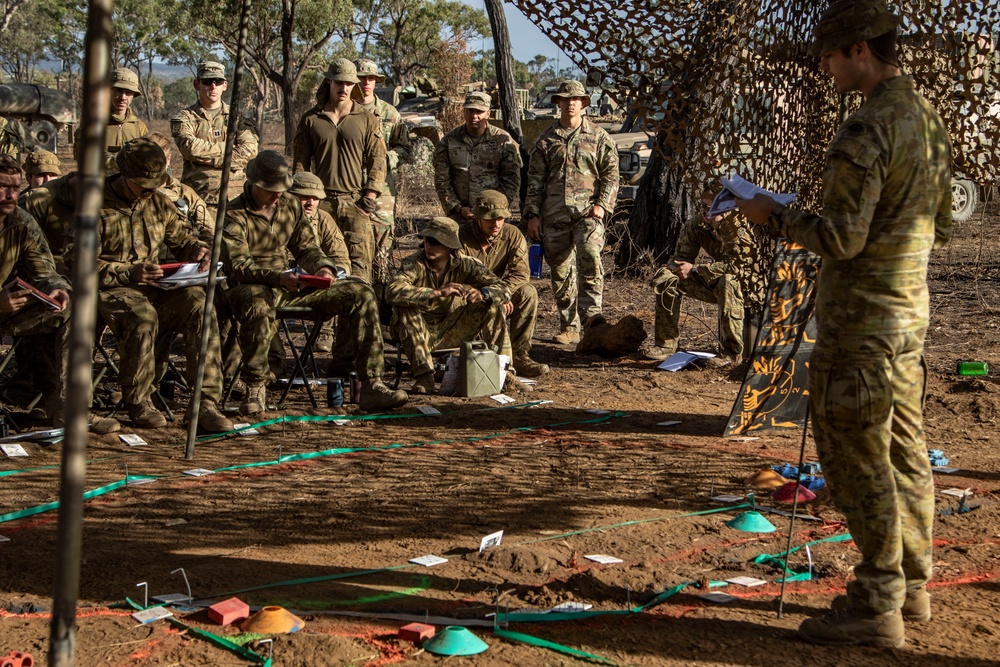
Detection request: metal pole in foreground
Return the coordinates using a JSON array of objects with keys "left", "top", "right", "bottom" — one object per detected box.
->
[
  {"left": 48, "top": 0, "right": 112, "bottom": 664},
  {"left": 185, "top": 0, "right": 251, "bottom": 459},
  {"left": 777, "top": 403, "right": 811, "bottom": 620}
]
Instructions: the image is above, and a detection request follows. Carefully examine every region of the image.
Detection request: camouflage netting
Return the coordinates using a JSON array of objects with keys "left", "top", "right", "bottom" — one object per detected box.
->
[{"left": 511, "top": 0, "right": 1000, "bottom": 212}]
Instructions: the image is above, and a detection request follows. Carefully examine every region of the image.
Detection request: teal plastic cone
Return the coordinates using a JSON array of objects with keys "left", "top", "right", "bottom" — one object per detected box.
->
[
  {"left": 727, "top": 510, "right": 776, "bottom": 533},
  {"left": 423, "top": 626, "right": 489, "bottom": 656}
]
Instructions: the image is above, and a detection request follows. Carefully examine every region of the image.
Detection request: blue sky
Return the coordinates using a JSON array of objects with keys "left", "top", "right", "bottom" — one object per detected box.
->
[{"left": 463, "top": 1, "right": 577, "bottom": 70}]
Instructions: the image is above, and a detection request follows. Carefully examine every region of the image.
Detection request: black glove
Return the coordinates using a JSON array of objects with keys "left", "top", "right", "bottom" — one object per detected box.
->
[{"left": 356, "top": 196, "right": 377, "bottom": 214}]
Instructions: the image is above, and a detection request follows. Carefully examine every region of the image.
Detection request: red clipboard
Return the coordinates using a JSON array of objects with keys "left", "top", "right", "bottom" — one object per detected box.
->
[
  {"left": 15, "top": 278, "right": 63, "bottom": 310},
  {"left": 297, "top": 273, "right": 332, "bottom": 288},
  {"left": 158, "top": 263, "right": 185, "bottom": 277}
]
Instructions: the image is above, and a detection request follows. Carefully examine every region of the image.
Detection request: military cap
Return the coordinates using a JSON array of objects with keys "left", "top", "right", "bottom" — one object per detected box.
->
[
  {"left": 355, "top": 59, "right": 386, "bottom": 82},
  {"left": 111, "top": 68, "right": 142, "bottom": 96},
  {"left": 22, "top": 149, "right": 62, "bottom": 176},
  {"left": 810, "top": 0, "right": 900, "bottom": 57},
  {"left": 196, "top": 61, "right": 227, "bottom": 80},
  {"left": 289, "top": 171, "right": 326, "bottom": 199},
  {"left": 551, "top": 80, "right": 589, "bottom": 101},
  {"left": 474, "top": 190, "right": 511, "bottom": 220},
  {"left": 463, "top": 91, "right": 492, "bottom": 112},
  {"left": 324, "top": 58, "right": 360, "bottom": 84},
  {"left": 245, "top": 150, "right": 294, "bottom": 192},
  {"left": 418, "top": 216, "right": 462, "bottom": 250},
  {"left": 116, "top": 137, "right": 168, "bottom": 189}
]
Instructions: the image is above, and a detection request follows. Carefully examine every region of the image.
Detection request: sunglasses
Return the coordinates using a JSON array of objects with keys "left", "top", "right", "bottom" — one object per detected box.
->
[
  {"left": 200, "top": 78, "right": 226, "bottom": 87},
  {"left": 422, "top": 236, "right": 444, "bottom": 247}
]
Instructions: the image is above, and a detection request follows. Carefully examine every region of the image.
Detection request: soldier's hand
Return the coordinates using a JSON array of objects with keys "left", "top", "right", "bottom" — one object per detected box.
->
[
  {"left": 464, "top": 286, "right": 484, "bottom": 304},
  {"left": 590, "top": 204, "right": 606, "bottom": 220},
  {"left": 432, "top": 282, "right": 464, "bottom": 299},
  {"left": 672, "top": 261, "right": 695, "bottom": 280},
  {"left": 503, "top": 301, "right": 514, "bottom": 316},
  {"left": 458, "top": 206, "right": 475, "bottom": 221},
  {"left": 356, "top": 194, "right": 377, "bottom": 215},
  {"left": 279, "top": 270, "right": 302, "bottom": 293},
  {"left": 194, "top": 247, "right": 211, "bottom": 272},
  {"left": 316, "top": 267, "right": 337, "bottom": 283},
  {"left": 735, "top": 194, "right": 778, "bottom": 226},
  {"left": 130, "top": 262, "right": 163, "bottom": 283},
  {"left": 526, "top": 216, "right": 542, "bottom": 242},
  {"left": 49, "top": 289, "right": 70, "bottom": 312},
  {"left": 0, "top": 283, "right": 29, "bottom": 313}
]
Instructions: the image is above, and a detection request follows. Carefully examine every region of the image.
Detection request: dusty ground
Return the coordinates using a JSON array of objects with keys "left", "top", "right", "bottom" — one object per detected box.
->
[{"left": 1, "top": 133, "right": 998, "bottom": 666}]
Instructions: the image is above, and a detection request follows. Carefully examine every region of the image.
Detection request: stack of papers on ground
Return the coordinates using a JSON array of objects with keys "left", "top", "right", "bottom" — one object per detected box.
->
[{"left": 657, "top": 351, "right": 716, "bottom": 372}]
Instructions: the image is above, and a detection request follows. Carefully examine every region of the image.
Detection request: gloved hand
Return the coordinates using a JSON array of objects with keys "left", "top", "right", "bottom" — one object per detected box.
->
[{"left": 356, "top": 195, "right": 377, "bottom": 214}]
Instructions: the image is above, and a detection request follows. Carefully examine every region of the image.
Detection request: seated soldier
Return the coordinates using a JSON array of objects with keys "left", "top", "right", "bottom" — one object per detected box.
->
[
  {"left": 21, "top": 167, "right": 75, "bottom": 273},
  {"left": 387, "top": 217, "right": 511, "bottom": 395},
  {"left": 145, "top": 131, "right": 213, "bottom": 243},
  {"left": 21, "top": 150, "right": 61, "bottom": 196},
  {"left": 0, "top": 155, "right": 119, "bottom": 433},
  {"left": 221, "top": 151, "right": 408, "bottom": 414},
  {"left": 83, "top": 138, "right": 232, "bottom": 433},
  {"left": 646, "top": 184, "right": 764, "bottom": 365},
  {"left": 458, "top": 190, "right": 548, "bottom": 377}
]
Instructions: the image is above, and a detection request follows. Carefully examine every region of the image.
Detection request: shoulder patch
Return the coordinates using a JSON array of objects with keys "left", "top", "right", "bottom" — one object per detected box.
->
[{"left": 829, "top": 125, "right": 880, "bottom": 170}]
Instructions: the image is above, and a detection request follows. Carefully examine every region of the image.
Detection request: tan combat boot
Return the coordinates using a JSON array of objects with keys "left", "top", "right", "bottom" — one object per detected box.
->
[
  {"left": 358, "top": 380, "right": 408, "bottom": 412},
  {"left": 239, "top": 384, "right": 268, "bottom": 416},
  {"left": 410, "top": 373, "right": 435, "bottom": 395},
  {"left": 797, "top": 608, "right": 904, "bottom": 648},
  {"left": 190, "top": 399, "right": 234, "bottom": 434},
  {"left": 552, "top": 328, "right": 580, "bottom": 345},
  {"left": 831, "top": 586, "right": 931, "bottom": 622},
  {"left": 513, "top": 353, "right": 549, "bottom": 378},
  {"left": 126, "top": 399, "right": 168, "bottom": 428},
  {"left": 643, "top": 343, "right": 677, "bottom": 361}
]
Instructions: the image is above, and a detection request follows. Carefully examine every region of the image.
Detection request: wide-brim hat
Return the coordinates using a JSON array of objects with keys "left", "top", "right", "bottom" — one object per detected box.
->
[
  {"left": 111, "top": 68, "right": 142, "bottom": 96},
  {"left": 289, "top": 171, "right": 326, "bottom": 199},
  {"left": 474, "top": 189, "right": 511, "bottom": 220},
  {"left": 325, "top": 58, "right": 360, "bottom": 84},
  {"left": 23, "top": 149, "right": 62, "bottom": 176},
  {"left": 116, "top": 137, "right": 168, "bottom": 189},
  {"left": 809, "top": 0, "right": 900, "bottom": 57},
  {"left": 551, "top": 80, "right": 589, "bottom": 101},
  {"left": 355, "top": 58, "right": 386, "bottom": 82},
  {"left": 245, "top": 150, "right": 293, "bottom": 192},
  {"left": 419, "top": 217, "right": 462, "bottom": 250}
]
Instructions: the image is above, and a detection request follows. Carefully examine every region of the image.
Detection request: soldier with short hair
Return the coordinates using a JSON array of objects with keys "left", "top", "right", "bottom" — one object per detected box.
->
[
  {"left": 145, "top": 131, "right": 213, "bottom": 243},
  {"left": 387, "top": 216, "right": 511, "bottom": 395},
  {"left": 171, "top": 61, "right": 259, "bottom": 207},
  {"left": 222, "top": 150, "right": 408, "bottom": 414},
  {"left": 292, "top": 58, "right": 385, "bottom": 284},
  {"left": 525, "top": 80, "right": 618, "bottom": 345},
  {"left": 79, "top": 137, "right": 233, "bottom": 433},
  {"left": 458, "top": 190, "right": 548, "bottom": 377},
  {"left": 74, "top": 67, "right": 148, "bottom": 169},
  {"left": 21, "top": 149, "right": 61, "bottom": 195},
  {"left": 737, "top": 0, "right": 952, "bottom": 648},
  {"left": 433, "top": 91, "right": 521, "bottom": 223}
]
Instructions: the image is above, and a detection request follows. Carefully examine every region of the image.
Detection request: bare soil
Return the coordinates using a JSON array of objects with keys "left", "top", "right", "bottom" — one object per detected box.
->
[{"left": 1, "top": 135, "right": 998, "bottom": 666}]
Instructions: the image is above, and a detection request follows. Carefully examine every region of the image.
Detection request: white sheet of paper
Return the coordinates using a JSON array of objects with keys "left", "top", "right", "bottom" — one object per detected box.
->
[
  {"left": 408, "top": 555, "right": 449, "bottom": 567},
  {"left": 726, "top": 576, "right": 768, "bottom": 587},
  {"left": 584, "top": 554, "right": 623, "bottom": 564},
  {"left": 1, "top": 444, "right": 29, "bottom": 457},
  {"left": 516, "top": 377, "right": 537, "bottom": 385},
  {"left": 119, "top": 433, "right": 147, "bottom": 447},
  {"left": 331, "top": 419, "right": 350, "bottom": 426},
  {"left": 932, "top": 466, "right": 959, "bottom": 474},
  {"left": 183, "top": 468, "right": 214, "bottom": 477},
  {"left": 233, "top": 423, "right": 260, "bottom": 436},
  {"left": 550, "top": 601, "right": 593, "bottom": 612},
  {"left": 479, "top": 529, "right": 504, "bottom": 553},
  {"left": 131, "top": 607, "right": 173, "bottom": 624},
  {"left": 0, "top": 535, "right": 10, "bottom": 542},
  {"left": 490, "top": 394, "right": 515, "bottom": 404},
  {"left": 416, "top": 405, "right": 441, "bottom": 415},
  {"left": 941, "top": 488, "right": 972, "bottom": 498}
]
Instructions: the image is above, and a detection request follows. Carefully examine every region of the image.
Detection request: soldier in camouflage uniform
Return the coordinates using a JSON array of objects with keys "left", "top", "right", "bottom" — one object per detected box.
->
[
  {"left": 354, "top": 59, "right": 411, "bottom": 285},
  {"left": 458, "top": 190, "right": 548, "bottom": 377},
  {"left": 21, "top": 149, "right": 61, "bottom": 195},
  {"left": 433, "top": 91, "right": 521, "bottom": 223},
  {"left": 146, "top": 132, "right": 213, "bottom": 244},
  {"left": 646, "top": 185, "right": 768, "bottom": 364},
  {"left": 222, "top": 151, "right": 408, "bottom": 414},
  {"left": 738, "top": 0, "right": 951, "bottom": 648},
  {"left": 171, "top": 61, "right": 259, "bottom": 207},
  {"left": 525, "top": 80, "right": 618, "bottom": 345},
  {"left": 21, "top": 170, "right": 77, "bottom": 271},
  {"left": 1, "top": 115, "right": 27, "bottom": 164},
  {"left": 387, "top": 217, "right": 511, "bottom": 395},
  {"left": 74, "top": 68, "right": 148, "bottom": 170},
  {"left": 78, "top": 138, "right": 233, "bottom": 434},
  {"left": 293, "top": 59, "right": 385, "bottom": 284}
]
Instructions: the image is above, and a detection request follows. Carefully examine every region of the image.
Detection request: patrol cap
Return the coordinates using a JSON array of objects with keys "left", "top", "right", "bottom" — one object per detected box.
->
[
  {"left": 418, "top": 217, "right": 462, "bottom": 250},
  {"left": 463, "top": 91, "right": 491, "bottom": 112},
  {"left": 474, "top": 190, "right": 511, "bottom": 220},
  {"left": 551, "top": 80, "right": 589, "bottom": 101},
  {"left": 196, "top": 61, "right": 227, "bottom": 80},
  {"left": 324, "top": 58, "right": 360, "bottom": 84},
  {"left": 245, "top": 150, "right": 294, "bottom": 192},
  {"left": 23, "top": 149, "right": 62, "bottom": 176},
  {"left": 809, "top": 0, "right": 900, "bottom": 57},
  {"left": 115, "top": 137, "right": 168, "bottom": 188},
  {"left": 355, "top": 58, "right": 386, "bottom": 82},
  {"left": 111, "top": 68, "right": 142, "bottom": 96},
  {"left": 289, "top": 171, "right": 326, "bottom": 200}
]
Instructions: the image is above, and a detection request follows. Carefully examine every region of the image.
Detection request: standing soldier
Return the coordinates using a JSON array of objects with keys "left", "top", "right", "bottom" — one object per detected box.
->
[
  {"left": 525, "top": 80, "right": 618, "bottom": 345},
  {"left": 354, "top": 58, "right": 411, "bottom": 285},
  {"left": 171, "top": 61, "right": 259, "bottom": 209},
  {"left": 433, "top": 91, "right": 521, "bottom": 223},
  {"left": 737, "top": 0, "right": 951, "bottom": 648},
  {"left": 293, "top": 58, "right": 385, "bottom": 284},
  {"left": 458, "top": 190, "right": 548, "bottom": 377},
  {"left": 0, "top": 116, "right": 26, "bottom": 163},
  {"left": 20, "top": 150, "right": 61, "bottom": 196},
  {"left": 74, "top": 67, "right": 148, "bottom": 169}
]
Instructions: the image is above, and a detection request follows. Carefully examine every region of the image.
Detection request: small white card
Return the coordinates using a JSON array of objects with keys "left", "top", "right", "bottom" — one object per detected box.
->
[
  {"left": 584, "top": 554, "right": 623, "bottom": 564},
  {"left": 408, "top": 555, "right": 448, "bottom": 567},
  {"left": 516, "top": 377, "right": 537, "bottom": 385},
  {"left": 710, "top": 494, "right": 745, "bottom": 503},
  {"left": 183, "top": 468, "right": 214, "bottom": 477},
  {"left": 416, "top": 405, "right": 441, "bottom": 415},
  {"left": 941, "top": 488, "right": 973, "bottom": 498},
  {"left": 152, "top": 593, "right": 191, "bottom": 604},
  {"left": 585, "top": 409, "right": 611, "bottom": 414},
  {"left": 1, "top": 444, "right": 29, "bottom": 457},
  {"left": 932, "top": 466, "right": 959, "bottom": 474},
  {"left": 0, "top": 535, "right": 10, "bottom": 542},
  {"left": 163, "top": 518, "right": 187, "bottom": 526},
  {"left": 479, "top": 530, "right": 504, "bottom": 553},
  {"left": 233, "top": 423, "right": 259, "bottom": 436},
  {"left": 550, "top": 601, "right": 593, "bottom": 612},
  {"left": 119, "top": 434, "right": 147, "bottom": 447},
  {"left": 131, "top": 607, "right": 173, "bottom": 624},
  {"left": 656, "top": 421, "right": 682, "bottom": 427},
  {"left": 726, "top": 576, "right": 768, "bottom": 587},
  {"left": 699, "top": 592, "right": 738, "bottom": 603},
  {"left": 331, "top": 419, "right": 350, "bottom": 426},
  {"left": 727, "top": 436, "right": 760, "bottom": 442},
  {"left": 490, "top": 394, "right": 515, "bottom": 404}
]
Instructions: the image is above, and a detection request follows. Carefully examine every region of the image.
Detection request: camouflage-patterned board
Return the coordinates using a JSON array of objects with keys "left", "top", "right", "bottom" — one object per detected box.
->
[{"left": 511, "top": 0, "right": 999, "bottom": 209}]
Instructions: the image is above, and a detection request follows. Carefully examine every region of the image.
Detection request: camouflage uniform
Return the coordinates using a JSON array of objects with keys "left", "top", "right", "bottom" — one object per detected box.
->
[
  {"left": 0, "top": 116, "right": 26, "bottom": 163},
  {"left": 765, "top": 75, "right": 951, "bottom": 616},
  {"left": 222, "top": 186, "right": 391, "bottom": 385},
  {"left": 73, "top": 108, "right": 148, "bottom": 169},
  {"left": 158, "top": 174, "right": 214, "bottom": 244},
  {"left": 387, "top": 248, "right": 511, "bottom": 379},
  {"left": 433, "top": 123, "right": 521, "bottom": 219},
  {"left": 361, "top": 96, "right": 410, "bottom": 283},
  {"left": 524, "top": 116, "right": 618, "bottom": 332},
  {"left": 171, "top": 103, "right": 258, "bottom": 206},
  {"left": 651, "top": 209, "right": 766, "bottom": 357},
  {"left": 21, "top": 171, "right": 76, "bottom": 268}
]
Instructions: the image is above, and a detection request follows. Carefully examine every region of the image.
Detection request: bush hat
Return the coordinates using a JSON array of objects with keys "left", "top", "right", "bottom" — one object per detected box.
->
[
  {"left": 116, "top": 137, "right": 168, "bottom": 189},
  {"left": 551, "top": 80, "right": 589, "bottom": 101},
  {"left": 809, "top": 0, "right": 900, "bottom": 57},
  {"left": 418, "top": 217, "right": 462, "bottom": 250},
  {"left": 289, "top": 171, "right": 326, "bottom": 199},
  {"left": 463, "top": 91, "right": 492, "bottom": 112},
  {"left": 196, "top": 61, "right": 227, "bottom": 80},
  {"left": 23, "top": 149, "right": 62, "bottom": 176},
  {"left": 111, "top": 68, "right": 142, "bottom": 96},
  {"left": 355, "top": 59, "right": 386, "bottom": 82},
  {"left": 325, "top": 58, "right": 360, "bottom": 84},
  {"left": 245, "top": 150, "right": 294, "bottom": 192},
  {"left": 474, "top": 190, "right": 511, "bottom": 220}
]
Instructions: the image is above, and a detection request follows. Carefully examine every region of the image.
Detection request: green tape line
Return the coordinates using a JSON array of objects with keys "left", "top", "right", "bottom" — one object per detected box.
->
[
  {"left": 168, "top": 618, "right": 272, "bottom": 666},
  {"left": 204, "top": 565, "right": 415, "bottom": 600},
  {"left": 496, "top": 583, "right": 688, "bottom": 623},
  {"left": 495, "top": 627, "right": 618, "bottom": 665},
  {"left": 0, "top": 477, "right": 151, "bottom": 524},
  {"left": 0, "top": 463, "right": 61, "bottom": 478},
  {"left": 269, "top": 575, "right": 432, "bottom": 609},
  {"left": 753, "top": 532, "right": 852, "bottom": 570}
]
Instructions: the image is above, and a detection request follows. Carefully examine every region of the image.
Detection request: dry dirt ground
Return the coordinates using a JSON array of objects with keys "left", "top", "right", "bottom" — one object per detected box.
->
[{"left": 1, "top": 136, "right": 999, "bottom": 666}]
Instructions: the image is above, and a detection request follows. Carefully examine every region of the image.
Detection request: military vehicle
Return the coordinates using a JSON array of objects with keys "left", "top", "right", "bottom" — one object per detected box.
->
[{"left": 0, "top": 83, "right": 77, "bottom": 152}]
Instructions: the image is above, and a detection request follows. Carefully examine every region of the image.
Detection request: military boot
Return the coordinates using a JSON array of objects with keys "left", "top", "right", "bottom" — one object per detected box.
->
[
  {"left": 644, "top": 343, "right": 677, "bottom": 361},
  {"left": 314, "top": 331, "right": 334, "bottom": 353},
  {"left": 189, "top": 399, "right": 234, "bottom": 434},
  {"left": 52, "top": 407, "right": 121, "bottom": 435},
  {"left": 126, "top": 399, "right": 168, "bottom": 429},
  {"left": 358, "top": 380, "right": 408, "bottom": 412},
  {"left": 513, "top": 353, "right": 549, "bottom": 378},
  {"left": 410, "top": 372, "right": 435, "bottom": 395},
  {"left": 552, "top": 328, "right": 580, "bottom": 345},
  {"left": 797, "top": 608, "right": 904, "bottom": 648},
  {"left": 240, "top": 384, "right": 268, "bottom": 416},
  {"left": 831, "top": 586, "right": 931, "bottom": 622}
]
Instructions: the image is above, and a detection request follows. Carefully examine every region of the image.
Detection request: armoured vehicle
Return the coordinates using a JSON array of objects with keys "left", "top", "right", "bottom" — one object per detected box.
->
[{"left": 0, "top": 83, "right": 77, "bottom": 152}]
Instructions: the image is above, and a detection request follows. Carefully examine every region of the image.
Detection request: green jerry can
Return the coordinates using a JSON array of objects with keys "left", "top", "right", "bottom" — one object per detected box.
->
[{"left": 459, "top": 341, "right": 501, "bottom": 397}]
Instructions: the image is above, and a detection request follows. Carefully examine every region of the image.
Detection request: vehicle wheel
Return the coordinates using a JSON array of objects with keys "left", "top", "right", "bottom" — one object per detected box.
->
[
  {"left": 951, "top": 179, "right": 978, "bottom": 223},
  {"left": 25, "top": 119, "right": 58, "bottom": 152}
]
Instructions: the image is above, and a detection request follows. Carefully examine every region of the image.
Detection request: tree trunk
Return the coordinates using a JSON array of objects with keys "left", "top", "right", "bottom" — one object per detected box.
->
[{"left": 483, "top": 0, "right": 527, "bottom": 207}]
